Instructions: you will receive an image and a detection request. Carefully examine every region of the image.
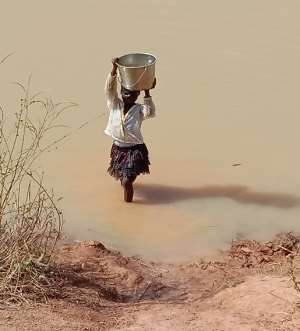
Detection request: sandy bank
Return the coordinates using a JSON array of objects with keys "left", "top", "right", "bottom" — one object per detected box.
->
[{"left": 1, "top": 233, "right": 300, "bottom": 330}]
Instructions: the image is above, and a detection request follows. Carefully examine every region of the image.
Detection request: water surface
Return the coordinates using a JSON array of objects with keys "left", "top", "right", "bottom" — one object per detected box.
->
[{"left": 1, "top": 0, "right": 300, "bottom": 261}]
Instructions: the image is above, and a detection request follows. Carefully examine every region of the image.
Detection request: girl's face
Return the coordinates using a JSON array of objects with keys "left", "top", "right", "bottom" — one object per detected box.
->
[{"left": 121, "top": 86, "right": 140, "bottom": 105}]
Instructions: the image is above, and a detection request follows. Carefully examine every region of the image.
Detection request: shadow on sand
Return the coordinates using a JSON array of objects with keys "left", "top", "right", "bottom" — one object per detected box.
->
[{"left": 134, "top": 183, "right": 300, "bottom": 209}]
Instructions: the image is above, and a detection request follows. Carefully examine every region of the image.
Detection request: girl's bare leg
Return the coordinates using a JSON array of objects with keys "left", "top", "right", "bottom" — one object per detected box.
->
[{"left": 121, "top": 176, "right": 136, "bottom": 202}]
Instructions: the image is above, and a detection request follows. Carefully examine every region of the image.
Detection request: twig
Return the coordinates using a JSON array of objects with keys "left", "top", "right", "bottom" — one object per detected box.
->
[
  {"left": 138, "top": 281, "right": 151, "bottom": 301},
  {"left": 0, "top": 53, "right": 14, "bottom": 65},
  {"left": 278, "top": 245, "right": 296, "bottom": 255}
]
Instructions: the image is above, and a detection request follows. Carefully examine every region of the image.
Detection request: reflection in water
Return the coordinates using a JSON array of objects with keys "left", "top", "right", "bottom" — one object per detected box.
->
[{"left": 135, "top": 184, "right": 300, "bottom": 209}]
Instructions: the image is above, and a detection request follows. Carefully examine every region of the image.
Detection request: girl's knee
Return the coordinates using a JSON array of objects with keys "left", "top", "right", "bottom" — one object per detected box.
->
[{"left": 121, "top": 175, "right": 136, "bottom": 186}]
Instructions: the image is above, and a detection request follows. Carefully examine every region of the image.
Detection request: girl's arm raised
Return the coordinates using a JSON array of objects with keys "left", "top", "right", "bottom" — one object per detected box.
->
[
  {"left": 141, "top": 78, "right": 156, "bottom": 120},
  {"left": 104, "top": 58, "right": 119, "bottom": 110}
]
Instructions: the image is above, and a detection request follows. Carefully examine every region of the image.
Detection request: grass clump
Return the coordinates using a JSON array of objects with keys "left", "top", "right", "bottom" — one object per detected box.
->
[{"left": 0, "top": 68, "right": 75, "bottom": 305}]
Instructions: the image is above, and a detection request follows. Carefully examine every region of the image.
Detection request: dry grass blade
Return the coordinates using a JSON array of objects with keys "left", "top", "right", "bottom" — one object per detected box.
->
[{"left": 0, "top": 53, "right": 14, "bottom": 65}]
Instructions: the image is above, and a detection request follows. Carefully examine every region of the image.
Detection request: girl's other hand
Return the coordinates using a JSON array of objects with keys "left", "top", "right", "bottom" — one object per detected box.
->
[
  {"left": 144, "top": 78, "right": 156, "bottom": 97},
  {"left": 151, "top": 77, "right": 157, "bottom": 89}
]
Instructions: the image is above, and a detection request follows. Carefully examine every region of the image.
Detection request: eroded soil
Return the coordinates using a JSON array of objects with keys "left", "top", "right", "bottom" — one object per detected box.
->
[{"left": 1, "top": 233, "right": 300, "bottom": 330}]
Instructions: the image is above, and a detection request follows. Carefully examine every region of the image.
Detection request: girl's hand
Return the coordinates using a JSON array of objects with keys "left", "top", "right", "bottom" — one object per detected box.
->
[
  {"left": 111, "top": 57, "right": 119, "bottom": 67},
  {"left": 111, "top": 57, "right": 119, "bottom": 75}
]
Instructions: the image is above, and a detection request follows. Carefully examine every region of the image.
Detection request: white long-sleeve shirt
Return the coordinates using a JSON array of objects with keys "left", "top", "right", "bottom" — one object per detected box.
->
[{"left": 104, "top": 73, "right": 155, "bottom": 146}]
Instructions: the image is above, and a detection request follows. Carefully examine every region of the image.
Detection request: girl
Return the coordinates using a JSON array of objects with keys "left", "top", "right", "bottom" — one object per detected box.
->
[{"left": 104, "top": 57, "right": 156, "bottom": 202}]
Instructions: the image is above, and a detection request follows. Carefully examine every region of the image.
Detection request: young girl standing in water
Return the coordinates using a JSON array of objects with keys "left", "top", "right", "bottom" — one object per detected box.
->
[{"left": 104, "top": 57, "right": 156, "bottom": 202}]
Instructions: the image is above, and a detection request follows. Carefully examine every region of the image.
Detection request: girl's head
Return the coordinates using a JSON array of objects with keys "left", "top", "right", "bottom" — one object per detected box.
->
[{"left": 121, "top": 86, "right": 140, "bottom": 105}]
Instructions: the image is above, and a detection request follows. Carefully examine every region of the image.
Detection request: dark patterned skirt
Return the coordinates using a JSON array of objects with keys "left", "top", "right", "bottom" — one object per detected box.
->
[{"left": 107, "top": 143, "right": 150, "bottom": 180}]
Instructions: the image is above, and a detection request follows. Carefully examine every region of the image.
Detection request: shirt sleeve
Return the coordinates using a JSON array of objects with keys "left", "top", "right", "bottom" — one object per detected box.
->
[
  {"left": 141, "top": 96, "right": 156, "bottom": 120},
  {"left": 104, "top": 73, "right": 119, "bottom": 110}
]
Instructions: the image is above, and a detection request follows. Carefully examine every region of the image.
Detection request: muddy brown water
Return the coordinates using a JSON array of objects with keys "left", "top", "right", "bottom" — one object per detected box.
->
[{"left": 1, "top": 1, "right": 300, "bottom": 262}]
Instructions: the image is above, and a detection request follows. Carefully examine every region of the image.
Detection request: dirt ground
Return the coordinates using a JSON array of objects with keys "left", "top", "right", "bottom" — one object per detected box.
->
[{"left": 1, "top": 233, "right": 300, "bottom": 331}]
